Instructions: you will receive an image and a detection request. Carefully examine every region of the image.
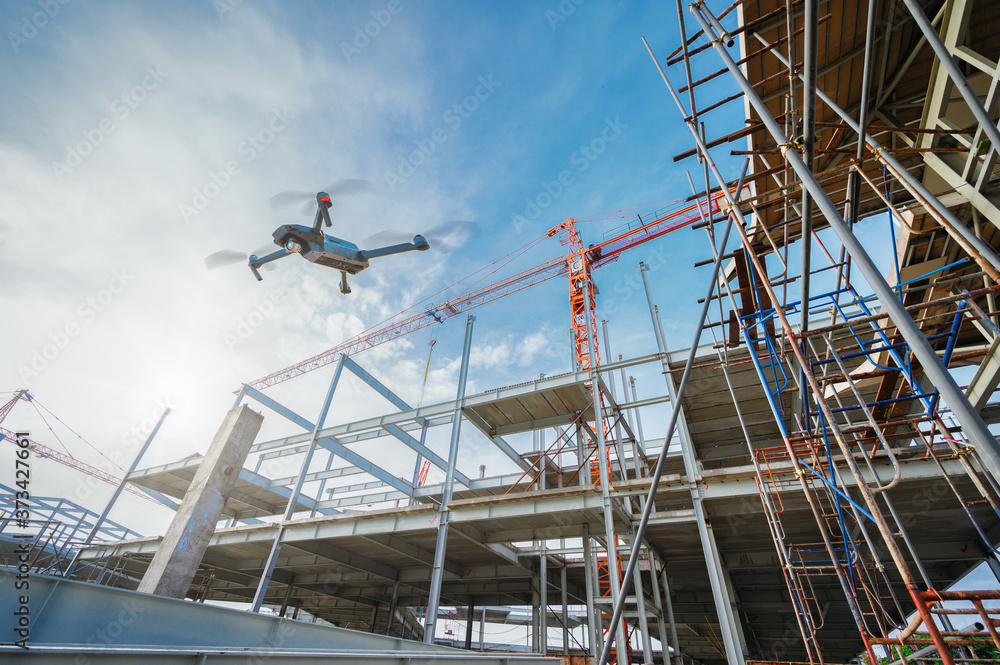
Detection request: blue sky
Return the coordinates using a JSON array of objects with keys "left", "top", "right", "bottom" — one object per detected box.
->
[{"left": 0, "top": 0, "right": 759, "bottom": 529}]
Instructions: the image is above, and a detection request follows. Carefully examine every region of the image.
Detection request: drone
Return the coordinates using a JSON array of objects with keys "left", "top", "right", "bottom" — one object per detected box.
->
[{"left": 248, "top": 191, "right": 429, "bottom": 294}]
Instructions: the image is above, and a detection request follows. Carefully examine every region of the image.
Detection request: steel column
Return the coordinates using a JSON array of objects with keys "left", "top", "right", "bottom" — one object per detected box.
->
[
  {"left": 252, "top": 358, "right": 344, "bottom": 612},
  {"left": 659, "top": 566, "right": 681, "bottom": 665},
  {"left": 424, "top": 315, "right": 475, "bottom": 643},
  {"left": 582, "top": 278, "right": 629, "bottom": 659},
  {"left": 647, "top": 552, "right": 672, "bottom": 665},
  {"left": 582, "top": 525, "right": 600, "bottom": 657}
]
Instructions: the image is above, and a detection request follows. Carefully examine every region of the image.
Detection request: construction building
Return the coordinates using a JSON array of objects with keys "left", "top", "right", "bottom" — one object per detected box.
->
[{"left": 5, "top": 0, "right": 1000, "bottom": 663}]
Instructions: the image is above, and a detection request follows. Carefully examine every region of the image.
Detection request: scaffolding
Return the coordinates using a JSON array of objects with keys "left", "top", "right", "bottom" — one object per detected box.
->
[{"left": 613, "top": 0, "right": 1000, "bottom": 663}]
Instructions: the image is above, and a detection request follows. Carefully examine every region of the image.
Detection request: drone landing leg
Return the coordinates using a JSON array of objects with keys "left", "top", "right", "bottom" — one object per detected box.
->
[{"left": 339, "top": 271, "right": 351, "bottom": 295}]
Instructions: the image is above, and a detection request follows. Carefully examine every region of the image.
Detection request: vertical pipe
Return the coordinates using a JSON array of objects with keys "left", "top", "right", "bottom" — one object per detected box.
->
[
  {"left": 690, "top": 9, "right": 1000, "bottom": 486},
  {"left": 532, "top": 568, "right": 540, "bottom": 651},
  {"left": 561, "top": 564, "right": 570, "bottom": 654},
  {"left": 800, "top": 0, "right": 818, "bottom": 338},
  {"left": 539, "top": 551, "right": 548, "bottom": 655},
  {"left": 424, "top": 315, "right": 476, "bottom": 642},
  {"left": 479, "top": 603, "right": 487, "bottom": 650},
  {"left": 583, "top": 525, "right": 600, "bottom": 657},
  {"left": 847, "top": 0, "right": 881, "bottom": 227}
]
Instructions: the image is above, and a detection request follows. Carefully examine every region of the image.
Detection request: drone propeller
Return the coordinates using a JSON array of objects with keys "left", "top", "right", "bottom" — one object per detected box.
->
[
  {"left": 204, "top": 244, "right": 278, "bottom": 271},
  {"left": 362, "top": 220, "right": 478, "bottom": 254},
  {"left": 269, "top": 179, "right": 374, "bottom": 216}
]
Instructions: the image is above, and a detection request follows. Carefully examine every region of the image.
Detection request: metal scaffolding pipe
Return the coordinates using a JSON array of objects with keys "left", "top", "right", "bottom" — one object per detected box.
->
[
  {"left": 847, "top": 0, "right": 881, "bottom": 227},
  {"left": 800, "top": 0, "right": 818, "bottom": 337},
  {"left": 598, "top": 42, "right": 748, "bottom": 659},
  {"left": 691, "top": 6, "right": 1000, "bottom": 486},
  {"left": 582, "top": 524, "right": 600, "bottom": 657},
  {"left": 424, "top": 315, "right": 475, "bottom": 643}
]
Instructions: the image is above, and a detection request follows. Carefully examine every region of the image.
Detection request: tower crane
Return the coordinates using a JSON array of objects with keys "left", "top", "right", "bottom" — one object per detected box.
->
[{"left": 244, "top": 192, "right": 729, "bottom": 392}]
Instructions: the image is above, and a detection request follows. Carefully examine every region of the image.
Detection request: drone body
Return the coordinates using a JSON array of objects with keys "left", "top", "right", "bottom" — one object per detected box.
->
[{"left": 249, "top": 192, "right": 429, "bottom": 294}]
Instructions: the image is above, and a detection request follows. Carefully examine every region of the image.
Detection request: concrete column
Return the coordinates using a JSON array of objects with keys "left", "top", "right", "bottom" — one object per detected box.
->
[
  {"left": 465, "top": 602, "right": 475, "bottom": 649},
  {"left": 138, "top": 405, "right": 263, "bottom": 598}
]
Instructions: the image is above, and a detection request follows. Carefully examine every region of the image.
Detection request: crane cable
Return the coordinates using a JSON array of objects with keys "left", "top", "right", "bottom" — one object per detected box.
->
[{"left": 33, "top": 397, "right": 125, "bottom": 471}]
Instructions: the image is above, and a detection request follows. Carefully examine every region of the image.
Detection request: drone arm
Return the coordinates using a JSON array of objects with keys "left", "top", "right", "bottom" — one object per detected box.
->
[
  {"left": 248, "top": 248, "right": 291, "bottom": 281},
  {"left": 360, "top": 236, "right": 430, "bottom": 260}
]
